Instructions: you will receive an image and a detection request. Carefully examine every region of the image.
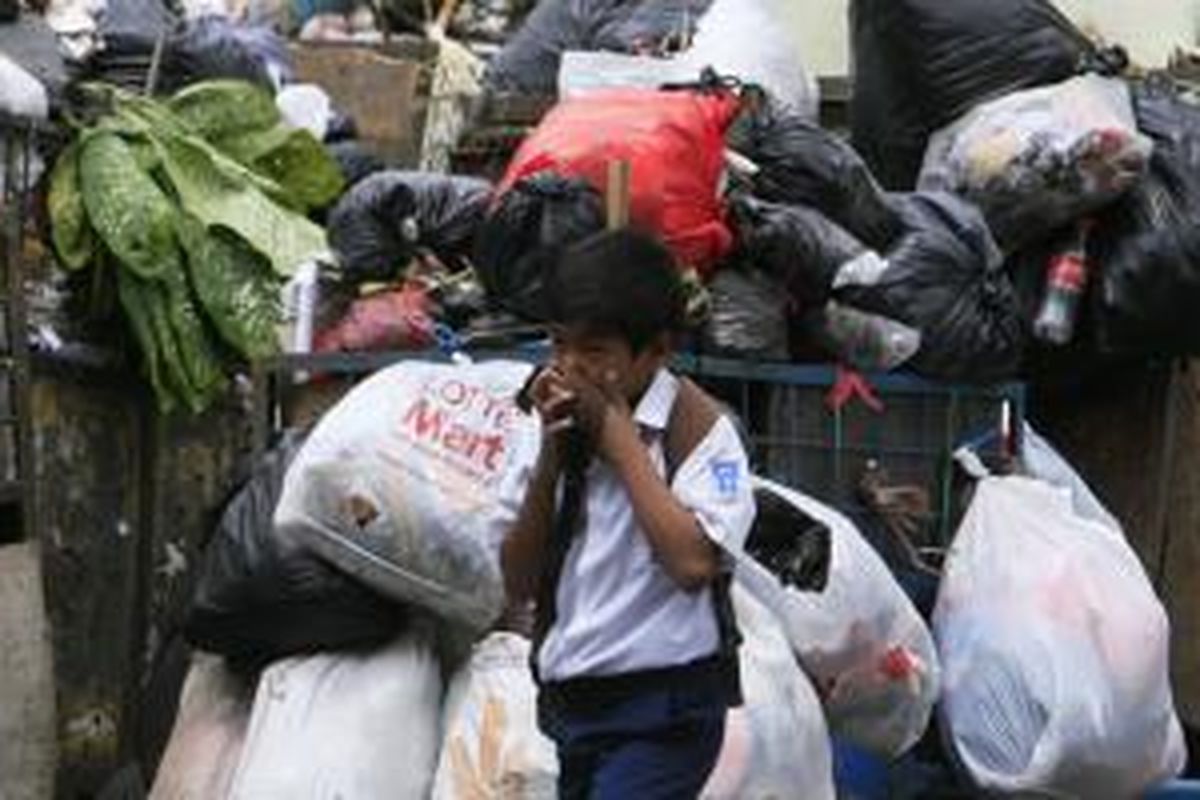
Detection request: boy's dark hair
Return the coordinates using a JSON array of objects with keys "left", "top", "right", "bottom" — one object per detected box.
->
[{"left": 543, "top": 229, "right": 686, "bottom": 353}]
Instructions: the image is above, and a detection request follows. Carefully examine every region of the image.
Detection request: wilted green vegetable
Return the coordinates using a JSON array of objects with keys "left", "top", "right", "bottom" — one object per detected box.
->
[
  {"left": 156, "top": 132, "right": 327, "bottom": 278},
  {"left": 47, "top": 141, "right": 93, "bottom": 271},
  {"left": 177, "top": 215, "right": 282, "bottom": 362},
  {"left": 169, "top": 80, "right": 281, "bottom": 140},
  {"left": 47, "top": 80, "right": 340, "bottom": 415},
  {"left": 80, "top": 132, "right": 180, "bottom": 281}
]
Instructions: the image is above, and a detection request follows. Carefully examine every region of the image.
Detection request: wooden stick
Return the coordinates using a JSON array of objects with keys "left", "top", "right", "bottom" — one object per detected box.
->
[
  {"left": 433, "top": 0, "right": 463, "bottom": 34},
  {"left": 606, "top": 160, "right": 632, "bottom": 231}
]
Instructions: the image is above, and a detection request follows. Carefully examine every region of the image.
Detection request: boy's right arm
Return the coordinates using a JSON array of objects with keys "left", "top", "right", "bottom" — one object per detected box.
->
[{"left": 501, "top": 439, "right": 560, "bottom": 603}]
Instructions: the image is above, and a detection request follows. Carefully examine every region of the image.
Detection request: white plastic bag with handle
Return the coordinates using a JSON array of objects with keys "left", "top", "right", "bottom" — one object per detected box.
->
[
  {"left": 275, "top": 359, "right": 537, "bottom": 632},
  {"left": 432, "top": 632, "right": 558, "bottom": 800},
  {"left": 703, "top": 586, "right": 835, "bottom": 800},
  {"left": 935, "top": 474, "right": 1186, "bottom": 798},
  {"left": 734, "top": 477, "right": 939, "bottom": 758},
  {"left": 229, "top": 631, "right": 443, "bottom": 800}
]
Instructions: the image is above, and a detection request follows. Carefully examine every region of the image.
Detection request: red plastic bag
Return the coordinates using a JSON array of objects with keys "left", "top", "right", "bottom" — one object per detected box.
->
[
  {"left": 497, "top": 88, "right": 740, "bottom": 276},
  {"left": 315, "top": 286, "right": 435, "bottom": 353}
]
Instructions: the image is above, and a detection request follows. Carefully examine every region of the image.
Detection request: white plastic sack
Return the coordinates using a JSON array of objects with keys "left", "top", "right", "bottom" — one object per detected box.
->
[
  {"left": 150, "top": 654, "right": 253, "bottom": 800},
  {"left": 1020, "top": 422, "right": 1121, "bottom": 532},
  {"left": 228, "top": 632, "right": 443, "bottom": 800},
  {"left": 275, "top": 359, "right": 537, "bottom": 631},
  {"left": 703, "top": 587, "right": 835, "bottom": 800},
  {"left": 935, "top": 476, "right": 1186, "bottom": 798},
  {"left": 558, "top": 0, "right": 816, "bottom": 119},
  {"left": 432, "top": 632, "right": 558, "bottom": 800},
  {"left": 919, "top": 74, "right": 1152, "bottom": 248},
  {"left": 735, "top": 477, "right": 939, "bottom": 758}
]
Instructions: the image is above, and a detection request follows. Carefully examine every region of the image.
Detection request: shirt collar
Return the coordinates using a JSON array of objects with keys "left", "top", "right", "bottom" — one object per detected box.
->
[{"left": 632, "top": 368, "right": 679, "bottom": 433}]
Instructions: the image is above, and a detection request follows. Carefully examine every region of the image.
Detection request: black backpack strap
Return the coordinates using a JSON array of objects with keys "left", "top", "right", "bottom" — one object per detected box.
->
[{"left": 529, "top": 429, "right": 591, "bottom": 686}]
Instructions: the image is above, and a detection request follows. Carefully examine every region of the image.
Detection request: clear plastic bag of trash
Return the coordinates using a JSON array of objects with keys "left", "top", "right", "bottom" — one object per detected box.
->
[
  {"left": 935, "top": 470, "right": 1186, "bottom": 798},
  {"left": 920, "top": 74, "right": 1151, "bottom": 251},
  {"left": 702, "top": 588, "right": 836, "bottom": 800},
  {"left": 432, "top": 633, "right": 558, "bottom": 800},
  {"left": 274, "top": 359, "right": 538, "bottom": 632},
  {"left": 735, "top": 477, "right": 941, "bottom": 759}
]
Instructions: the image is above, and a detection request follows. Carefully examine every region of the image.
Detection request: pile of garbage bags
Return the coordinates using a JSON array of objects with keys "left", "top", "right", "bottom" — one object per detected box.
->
[{"left": 160, "top": 356, "right": 1186, "bottom": 797}]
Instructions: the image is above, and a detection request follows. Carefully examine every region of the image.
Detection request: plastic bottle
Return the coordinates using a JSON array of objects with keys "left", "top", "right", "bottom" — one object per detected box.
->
[
  {"left": 1033, "top": 220, "right": 1094, "bottom": 345},
  {"left": 814, "top": 302, "right": 923, "bottom": 372}
]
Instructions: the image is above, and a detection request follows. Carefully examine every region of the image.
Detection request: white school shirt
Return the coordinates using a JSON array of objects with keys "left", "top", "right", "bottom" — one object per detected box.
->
[{"left": 499, "top": 368, "right": 757, "bottom": 682}]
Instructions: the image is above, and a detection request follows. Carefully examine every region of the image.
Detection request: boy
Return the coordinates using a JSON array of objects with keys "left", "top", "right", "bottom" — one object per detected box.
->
[{"left": 501, "top": 230, "right": 757, "bottom": 799}]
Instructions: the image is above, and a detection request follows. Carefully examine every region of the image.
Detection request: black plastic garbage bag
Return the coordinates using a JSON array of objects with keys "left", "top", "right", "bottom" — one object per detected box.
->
[
  {"left": 185, "top": 432, "right": 406, "bottom": 668},
  {"left": 90, "top": 8, "right": 288, "bottom": 93},
  {"left": 328, "top": 171, "right": 493, "bottom": 283},
  {"left": 167, "top": 15, "right": 291, "bottom": 90},
  {"left": 1091, "top": 79, "right": 1200, "bottom": 356},
  {"left": 746, "top": 484, "right": 832, "bottom": 593},
  {"left": 849, "top": 0, "right": 1103, "bottom": 190},
  {"left": 484, "top": 0, "right": 712, "bottom": 95},
  {"left": 835, "top": 193, "right": 1025, "bottom": 382},
  {"left": 703, "top": 267, "right": 789, "bottom": 360},
  {"left": 730, "top": 195, "right": 868, "bottom": 309},
  {"left": 728, "top": 97, "right": 901, "bottom": 248},
  {"left": 474, "top": 171, "right": 605, "bottom": 320}
]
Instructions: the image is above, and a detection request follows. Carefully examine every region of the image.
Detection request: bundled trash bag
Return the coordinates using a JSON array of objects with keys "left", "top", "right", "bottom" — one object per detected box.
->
[
  {"left": 727, "top": 98, "right": 900, "bottom": 248},
  {"left": 431, "top": 633, "right": 558, "bottom": 800},
  {"left": 168, "top": 15, "right": 291, "bottom": 90},
  {"left": 735, "top": 478, "right": 940, "bottom": 759},
  {"left": 150, "top": 654, "right": 253, "bottom": 800},
  {"left": 702, "top": 588, "right": 836, "bottom": 800},
  {"left": 558, "top": 0, "right": 816, "bottom": 118},
  {"left": 314, "top": 285, "right": 436, "bottom": 354},
  {"left": 185, "top": 432, "right": 407, "bottom": 667},
  {"left": 703, "top": 268, "right": 789, "bottom": 360},
  {"left": 498, "top": 86, "right": 740, "bottom": 275},
  {"left": 484, "top": 0, "right": 712, "bottom": 94},
  {"left": 274, "top": 360, "right": 538, "bottom": 632},
  {"left": 1092, "top": 79, "right": 1200, "bottom": 356},
  {"left": 90, "top": 5, "right": 289, "bottom": 93},
  {"left": 834, "top": 192, "right": 1024, "bottom": 383},
  {"left": 228, "top": 632, "right": 443, "bottom": 799},
  {"left": 328, "top": 171, "right": 493, "bottom": 283},
  {"left": 920, "top": 74, "right": 1151, "bottom": 250},
  {"left": 935, "top": 468, "right": 1187, "bottom": 797},
  {"left": 729, "top": 195, "right": 868, "bottom": 310},
  {"left": 474, "top": 172, "right": 605, "bottom": 320},
  {"left": 849, "top": 0, "right": 1104, "bottom": 190}
]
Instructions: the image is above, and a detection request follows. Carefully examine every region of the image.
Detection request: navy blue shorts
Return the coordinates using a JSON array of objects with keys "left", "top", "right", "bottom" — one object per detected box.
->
[{"left": 539, "top": 669, "right": 729, "bottom": 800}]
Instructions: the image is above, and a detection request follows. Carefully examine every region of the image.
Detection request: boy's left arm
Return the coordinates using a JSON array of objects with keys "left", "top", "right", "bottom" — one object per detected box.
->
[{"left": 602, "top": 407, "right": 754, "bottom": 592}]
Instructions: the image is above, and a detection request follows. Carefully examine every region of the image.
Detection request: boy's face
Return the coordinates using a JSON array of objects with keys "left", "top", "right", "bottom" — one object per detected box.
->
[{"left": 549, "top": 324, "right": 670, "bottom": 404}]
